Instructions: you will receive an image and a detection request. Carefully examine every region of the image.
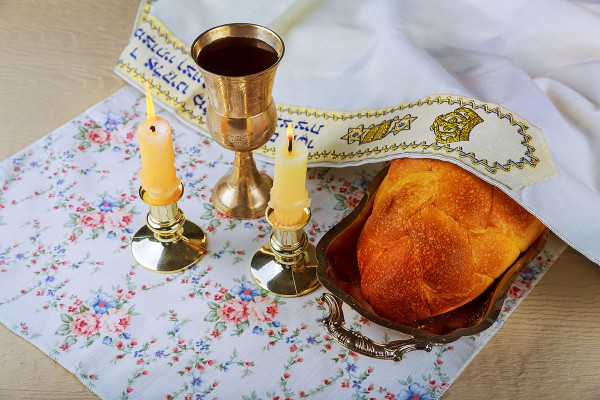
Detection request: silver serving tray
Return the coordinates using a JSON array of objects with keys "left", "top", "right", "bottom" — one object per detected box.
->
[{"left": 315, "top": 164, "right": 548, "bottom": 361}]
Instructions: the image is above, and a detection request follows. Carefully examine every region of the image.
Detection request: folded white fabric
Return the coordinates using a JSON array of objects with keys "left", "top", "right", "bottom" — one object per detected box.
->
[{"left": 117, "top": 0, "right": 600, "bottom": 264}]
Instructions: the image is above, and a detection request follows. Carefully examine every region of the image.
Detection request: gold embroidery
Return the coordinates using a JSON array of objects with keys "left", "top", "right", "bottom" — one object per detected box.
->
[
  {"left": 343, "top": 125, "right": 365, "bottom": 144},
  {"left": 431, "top": 107, "right": 483, "bottom": 143},
  {"left": 362, "top": 119, "right": 392, "bottom": 143},
  {"left": 119, "top": 4, "right": 546, "bottom": 180},
  {"left": 342, "top": 114, "right": 416, "bottom": 145}
]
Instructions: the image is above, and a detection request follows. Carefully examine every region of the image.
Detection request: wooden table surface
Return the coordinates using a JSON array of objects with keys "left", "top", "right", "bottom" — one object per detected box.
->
[{"left": 1, "top": 1, "right": 600, "bottom": 399}]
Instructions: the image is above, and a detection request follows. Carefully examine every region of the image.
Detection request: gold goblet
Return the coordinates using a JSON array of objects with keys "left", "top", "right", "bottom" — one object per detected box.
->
[{"left": 191, "top": 23, "right": 284, "bottom": 219}]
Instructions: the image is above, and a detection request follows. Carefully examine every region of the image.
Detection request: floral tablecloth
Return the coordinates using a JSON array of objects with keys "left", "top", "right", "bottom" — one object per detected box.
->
[{"left": 0, "top": 86, "right": 566, "bottom": 400}]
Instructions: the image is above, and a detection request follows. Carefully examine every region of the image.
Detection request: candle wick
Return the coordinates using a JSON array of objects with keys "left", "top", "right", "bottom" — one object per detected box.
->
[
  {"left": 288, "top": 136, "right": 293, "bottom": 153},
  {"left": 150, "top": 125, "right": 156, "bottom": 133}
]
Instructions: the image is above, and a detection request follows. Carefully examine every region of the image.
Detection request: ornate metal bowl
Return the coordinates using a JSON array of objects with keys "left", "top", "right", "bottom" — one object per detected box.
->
[{"left": 315, "top": 164, "right": 548, "bottom": 361}]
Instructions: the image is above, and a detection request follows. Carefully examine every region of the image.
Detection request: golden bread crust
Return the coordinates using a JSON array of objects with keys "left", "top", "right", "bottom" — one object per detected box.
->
[{"left": 356, "top": 158, "right": 545, "bottom": 323}]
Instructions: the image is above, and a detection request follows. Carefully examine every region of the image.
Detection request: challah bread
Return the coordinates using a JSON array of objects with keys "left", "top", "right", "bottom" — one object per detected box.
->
[{"left": 356, "top": 158, "right": 545, "bottom": 324}]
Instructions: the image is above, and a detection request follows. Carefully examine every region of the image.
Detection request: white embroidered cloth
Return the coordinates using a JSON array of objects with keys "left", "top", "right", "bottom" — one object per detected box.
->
[
  {"left": 115, "top": 0, "right": 600, "bottom": 266},
  {"left": 0, "top": 87, "right": 566, "bottom": 399}
]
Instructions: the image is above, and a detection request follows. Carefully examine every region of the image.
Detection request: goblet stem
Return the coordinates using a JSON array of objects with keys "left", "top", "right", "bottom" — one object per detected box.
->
[
  {"left": 228, "top": 151, "right": 263, "bottom": 191},
  {"left": 211, "top": 151, "right": 273, "bottom": 219}
]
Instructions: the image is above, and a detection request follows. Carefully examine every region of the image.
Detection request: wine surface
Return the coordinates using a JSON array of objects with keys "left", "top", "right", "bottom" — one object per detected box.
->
[{"left": 197, "top": 36, "right": 279, "bottom": 77}]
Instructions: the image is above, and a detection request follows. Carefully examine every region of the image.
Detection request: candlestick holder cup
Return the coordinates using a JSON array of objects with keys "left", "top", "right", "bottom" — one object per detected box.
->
[
  {"left": 191, "top": 23, "right": 284, "bottom": 219},
  {"left": 250, "top": 206, "right": 320, "bottom": 297},
  {"left": 131, "top": 184, "right": 207, "bottom": 273}
]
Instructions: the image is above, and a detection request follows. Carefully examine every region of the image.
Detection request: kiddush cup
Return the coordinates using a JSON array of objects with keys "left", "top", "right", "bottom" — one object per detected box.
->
[{"left": 191, "top": 23, "right": 284, "bottom": 219}]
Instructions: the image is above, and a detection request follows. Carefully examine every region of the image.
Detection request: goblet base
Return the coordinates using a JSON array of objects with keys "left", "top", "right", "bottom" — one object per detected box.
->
[{"left": 212, "top": 169, "right": 273, "bottom": 219}]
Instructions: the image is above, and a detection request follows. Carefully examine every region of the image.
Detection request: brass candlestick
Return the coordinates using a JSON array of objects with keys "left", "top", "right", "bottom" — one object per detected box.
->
[
  {"left": 191, "top": 23, "right": 284, "bottom": 219},
  {"left": 131, "top": 184, "right": 207, "bottom": 273},
  {"left": 250, "top": 206, "right": 320, "bottom": 297}
]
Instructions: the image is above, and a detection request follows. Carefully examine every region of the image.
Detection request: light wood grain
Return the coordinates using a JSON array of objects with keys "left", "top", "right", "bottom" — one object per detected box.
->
[
  {"left": 1, "top": 1, "right": 600, "bottom": 399},
  {"left": 0, "top": 0, "right": 138, "bottom": 161},
  {"left": 0, "top": 1, "right": 136, "bottom": 399}
]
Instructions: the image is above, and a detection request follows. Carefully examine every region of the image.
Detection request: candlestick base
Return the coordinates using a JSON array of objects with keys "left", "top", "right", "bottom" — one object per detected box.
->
[
  {"left": 250, "top": 207, "right": 320, "bottom": 297},
  {"left": 131, "top": 185, "right": 207, "bottom": 273}
]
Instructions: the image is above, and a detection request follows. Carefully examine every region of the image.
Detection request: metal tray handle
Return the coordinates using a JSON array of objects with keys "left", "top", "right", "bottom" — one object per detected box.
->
[{"left": 320, "top": 293, "right": 433, "bottom": 361}]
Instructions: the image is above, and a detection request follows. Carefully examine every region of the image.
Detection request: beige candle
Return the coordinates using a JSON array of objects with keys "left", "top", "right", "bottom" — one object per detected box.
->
[
  {"left": 269, "top": 124, "right": 310, "bottom": 227},
  {"left": 137, "top": 85, "right": 181, "bottom": 205}
]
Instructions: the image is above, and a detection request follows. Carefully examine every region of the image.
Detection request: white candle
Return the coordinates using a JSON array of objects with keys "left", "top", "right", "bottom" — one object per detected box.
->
[{"left": 269, "top": 124, "right": 310, "bottom": 227}]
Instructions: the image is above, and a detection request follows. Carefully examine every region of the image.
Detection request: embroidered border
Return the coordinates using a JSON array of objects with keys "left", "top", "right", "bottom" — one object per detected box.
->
[
  {"left": 261, "top": 96, "right": 538, "bottom": 175},
  {"left": 114, "top": 0, "right": 556, "bottom": 188}
]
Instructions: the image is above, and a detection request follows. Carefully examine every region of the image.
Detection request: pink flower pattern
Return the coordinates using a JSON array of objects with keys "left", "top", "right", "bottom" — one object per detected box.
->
[
  {"left": 248, "top": 296, "right": 278, "bottom": 324},
  {"left": 105, "top": 208, "right": 134, "bottom": 229},
  {"left": 86, "top": 128, "right": 111, "bottom": 145},
  {"left": 101, "top": 307, "right": 132, "bottom": 334},
  {"left": 79, "top": 210, "right": 105, "bottom": 229},
  {"left": 217, "top": 299, "right": 249, "bottom": 324},
  {"left": 0, "top": 87, "right": 564, "bottom": 400},
  {"left": 70, "top": 311, "right": 101, "bottom": 337}
]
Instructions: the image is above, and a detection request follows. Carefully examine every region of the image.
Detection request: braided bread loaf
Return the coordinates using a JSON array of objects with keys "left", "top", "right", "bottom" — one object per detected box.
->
[{"left": 356, "top": 158, "right": 545, "bottom": 323}]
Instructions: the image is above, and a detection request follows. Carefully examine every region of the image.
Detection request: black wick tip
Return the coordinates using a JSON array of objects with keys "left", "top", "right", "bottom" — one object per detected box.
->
[
  {"left": 150, "top": 125, "right": 156, "bottom": 132},
  {"left": 288, "top": 136, "right": 293, "bottom": 153}
]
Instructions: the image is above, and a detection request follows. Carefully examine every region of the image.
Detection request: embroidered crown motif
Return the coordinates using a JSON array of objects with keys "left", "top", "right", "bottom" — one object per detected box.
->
[{"left": 431, "top": 107, "right": 483, "bottom": 143}]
